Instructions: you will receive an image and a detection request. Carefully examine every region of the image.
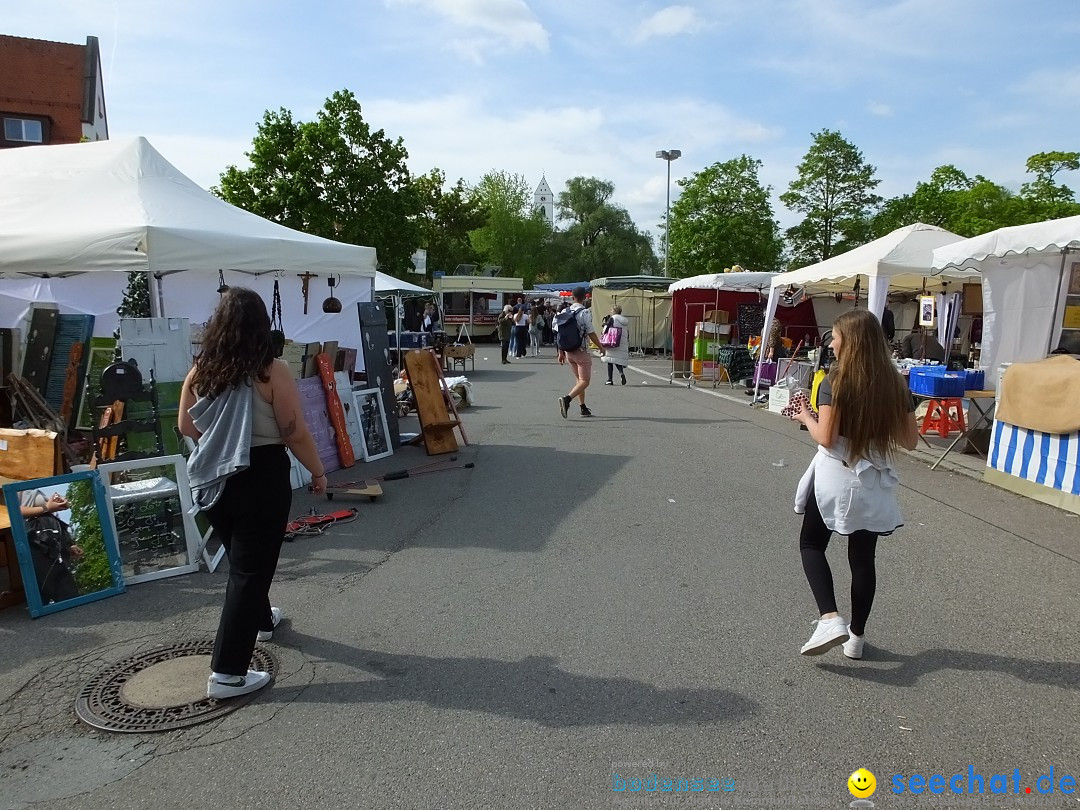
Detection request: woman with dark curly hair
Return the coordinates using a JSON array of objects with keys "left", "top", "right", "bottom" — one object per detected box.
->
[{"left": 179, "top": 288, "right": 326, "bottom": 699}]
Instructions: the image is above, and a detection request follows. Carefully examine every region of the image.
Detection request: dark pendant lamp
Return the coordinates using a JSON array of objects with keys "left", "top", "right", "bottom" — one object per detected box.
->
[
  {"left": 322, "top": 275, "right": 342, "bottom": 313},
  {"left": 217, "top": 269, "right": 229, "bottom": 296}
]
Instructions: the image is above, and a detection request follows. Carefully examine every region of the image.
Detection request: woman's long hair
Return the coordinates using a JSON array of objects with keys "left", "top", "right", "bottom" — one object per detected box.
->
[
  {"left": 190, "top": 287, "right": 274, "bottom": 397},
  {"left": 828, "top": 308, "right": 910, "bottom": 463}
]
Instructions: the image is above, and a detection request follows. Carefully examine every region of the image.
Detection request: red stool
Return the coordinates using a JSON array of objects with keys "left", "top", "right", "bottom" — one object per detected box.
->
[{"left": 920, "top": 398, "right": 966, "bottom": 438}]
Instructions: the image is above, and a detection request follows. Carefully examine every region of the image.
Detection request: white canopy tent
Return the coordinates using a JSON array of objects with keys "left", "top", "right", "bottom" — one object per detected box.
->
[
  {"left": 932, "top": 214, "right": 1080, "bottom": 383},
  {"left": 753, "top": 224, "right": 973, "bottom": 400},
  {"left": 0, "top": 137, "right": 378, "bottom": 347},
  {"left": 667, "top": 271, "right": 778, "bottom": 294}
]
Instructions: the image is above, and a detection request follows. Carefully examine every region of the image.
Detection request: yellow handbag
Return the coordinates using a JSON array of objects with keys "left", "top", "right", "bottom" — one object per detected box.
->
[{"left": 810, "top": 368, "right": 827, "bottom": 411}]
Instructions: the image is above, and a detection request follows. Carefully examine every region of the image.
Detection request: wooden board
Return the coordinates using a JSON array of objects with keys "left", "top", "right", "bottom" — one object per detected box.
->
[
  {"left": 59, "top": 342, "right": 85, "bottom": 426},
  {"left": 296, "top": 376, "right": 342, "bottom": 475},
  {"left": 45, "top": 314, "right": 94, "bottom": 413},
  {"left": 403, "top": 350, "right": 458, "bottom": 456},
  {"left": 0, "top": 428, "right": 59, "bottom": 480},
  {"left": 327, "top": 480, "right": 382, "bottom": 502},
  {"left": 316, "top": 353, "right": 355, "bottom": 468},
  {"left": 22, "top": 307, "right": 59, "bottom": 397},
  {"left": 336, "top": 372, "right": 365, "bottom": 460},
  {"left": 118, "top": 318, "right": 193, "bottom": 387}
]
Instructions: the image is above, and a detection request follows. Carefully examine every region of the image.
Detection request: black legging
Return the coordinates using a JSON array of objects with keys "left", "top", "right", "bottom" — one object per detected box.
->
[
  {"left": 206, "top": 444, "right": 293, "bottom": 675},
  {"left": 514, "top": 325, "right": 529, "bottom": 357},
  {"left": 606, "top": 363, "right": 626, "bottom": 382},
  {"left": 799, "top": 488, "right": 879, "bottom": 636}
]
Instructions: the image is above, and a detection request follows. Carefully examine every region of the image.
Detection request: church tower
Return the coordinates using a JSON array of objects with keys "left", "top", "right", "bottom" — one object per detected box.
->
[{"left": 533, "top": 175, "right": 554, "bottom": 227}]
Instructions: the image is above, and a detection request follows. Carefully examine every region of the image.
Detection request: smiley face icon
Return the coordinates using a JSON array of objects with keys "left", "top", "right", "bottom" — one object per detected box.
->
[{"left": 848, "top": 768, "right": 876, "bottom": 798}]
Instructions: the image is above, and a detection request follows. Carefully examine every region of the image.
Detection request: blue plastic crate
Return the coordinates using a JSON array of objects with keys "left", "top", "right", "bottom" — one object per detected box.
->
[
  {"left": 964, "top": 369, "right": 985, "bottom": 390},
  {"left": 910, "top": 368, "right": 965, "bottom": 397}
]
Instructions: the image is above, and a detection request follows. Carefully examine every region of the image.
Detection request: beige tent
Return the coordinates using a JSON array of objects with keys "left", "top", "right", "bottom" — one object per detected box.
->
[{"left": 590, "top": 287, "right": 671, "bottom": 351}]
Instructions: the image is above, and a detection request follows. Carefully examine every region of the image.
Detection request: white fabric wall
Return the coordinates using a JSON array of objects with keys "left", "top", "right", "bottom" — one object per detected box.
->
[
  {"left": 158, "top": 269, "right": 373, "bottom": 351},
  {"left": 0, "top": 274, "right": 129, "bottom": 338},
  {"left": 981, "top": 256, "right": 1066, "bottom": 382}
]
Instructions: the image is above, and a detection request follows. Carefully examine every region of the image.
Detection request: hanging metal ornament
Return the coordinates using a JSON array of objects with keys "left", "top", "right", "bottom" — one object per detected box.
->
[
  {"left": 270, "top": 280, "right": 286, "bottom": 357},
  {"left": 322, "top": 275, "right": 342, "bottom": 314},
  {"left": 297, "top": 271, "right": 319, "bottom": 314},
  {"left": 217, "top": 269, "right": 229, "bottom": 296}
]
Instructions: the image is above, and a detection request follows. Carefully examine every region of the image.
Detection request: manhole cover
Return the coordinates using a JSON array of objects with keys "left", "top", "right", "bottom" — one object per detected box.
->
[{"left": 75, "top": 639, "right": 277, "bottom": 733}]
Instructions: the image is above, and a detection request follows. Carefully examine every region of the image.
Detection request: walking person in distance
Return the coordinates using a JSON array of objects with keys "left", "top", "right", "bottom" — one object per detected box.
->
[
  {"left": 555, "top": 287, "right": 604, "bottom": 418},
  {"left": 179, "top": 287, "right": 327, "bottom": 699},
  {"left": 529, "top": 307, "right": 544, "bottom": 357},
  {"left": 787, "top": 309, "right": 918, "bottom": 659},
  {"left": 514, "top": 305, "right": 530, "bottom": 358},
  {"left": 497, "top": 305, "right": 514, "bottom": 364},
  {"left": 601, "top": 304, "right": 630, "bottom": 385}
]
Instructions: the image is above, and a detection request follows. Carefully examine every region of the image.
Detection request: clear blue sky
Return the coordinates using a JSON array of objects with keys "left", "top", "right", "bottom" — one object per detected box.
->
[{"left": 5, "top": 0, "right": 1079, "bottom": 239}]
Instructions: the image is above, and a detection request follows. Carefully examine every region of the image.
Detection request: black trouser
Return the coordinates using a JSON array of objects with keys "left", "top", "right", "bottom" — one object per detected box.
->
[
  {"left": 500, "top": 339, "right": 510, "bottom": 363},
  {"left": 206, "top": 444, "right": 292, "bottom": 675},
  {"left": 606, "top": 363, "right": 626, "bottom": 382},
  {"left": 514, "top": 325, "right": 529, "bottom": 356},
  {"left": 799, "top": 487, "right": 879, "bottom": 636}
]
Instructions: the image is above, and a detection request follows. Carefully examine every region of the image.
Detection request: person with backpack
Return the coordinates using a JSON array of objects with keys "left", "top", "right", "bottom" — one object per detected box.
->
[
  {"left": 601, "top": 304, "right": 631, "bottom": 385},
  {"left": 787, "top": 309, "right": 919, "bottom": 659},
  {"left": 20, "top": 489, "right": 81, "bottom": 603},
  {"left": 555, "top": 287, "right": 604, "bottom": 418}
]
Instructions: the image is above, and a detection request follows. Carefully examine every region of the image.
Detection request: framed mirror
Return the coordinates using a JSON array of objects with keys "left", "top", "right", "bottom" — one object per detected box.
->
[
  {"left": 3, "top": 470, "right": 125, "bottom": 618},
  {"left": 353, "top": 387, "right": 393, "bottom": 462}
]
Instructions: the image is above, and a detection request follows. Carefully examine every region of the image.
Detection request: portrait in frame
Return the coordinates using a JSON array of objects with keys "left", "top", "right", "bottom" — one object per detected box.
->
[
  {"left": 3, "top": 470, "right": 125, "bottom": 618},
  {"left": 352, "top": 387, "right": 393, "bottom": 462}
]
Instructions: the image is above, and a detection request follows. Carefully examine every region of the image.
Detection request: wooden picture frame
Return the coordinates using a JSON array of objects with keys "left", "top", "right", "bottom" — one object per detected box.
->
[
  {"left": 1069, "top": 262, "right": 1080, "bottom": 296},
  {"left": 352, "top": 387, "right": 393, "bottom": 462},
  {"left": 2, "top": 470, "right": 125, "bottom": 618},
  {"left": 962, "top": 283, "right": 983, "bottom": 316},
  {"left": 918, "top": 295, "right": 936, "bottom": 327}
]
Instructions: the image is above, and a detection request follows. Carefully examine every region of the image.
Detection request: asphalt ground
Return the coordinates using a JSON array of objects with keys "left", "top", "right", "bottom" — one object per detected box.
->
[{"left": 1, "top": 348, "right": 1078, "bottom": 810}]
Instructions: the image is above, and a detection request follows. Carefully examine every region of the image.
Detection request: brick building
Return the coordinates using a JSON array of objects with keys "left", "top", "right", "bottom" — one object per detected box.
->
[{"left": 0, "top": 34, "right": 108, "bottom": 148}]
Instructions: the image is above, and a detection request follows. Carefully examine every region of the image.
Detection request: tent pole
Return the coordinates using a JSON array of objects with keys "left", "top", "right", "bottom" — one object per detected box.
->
[
  {"left": 1047, "top": 247, "right": 1074, "bottom": 353},
  {"left": 149, "top": 271, "right": 164, "bottom": 317}
]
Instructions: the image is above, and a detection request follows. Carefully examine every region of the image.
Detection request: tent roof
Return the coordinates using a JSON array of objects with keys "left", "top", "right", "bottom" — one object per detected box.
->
[
  {"left": 668, "top": 271, "right": 777, "bottom": 294},
  {"left": 0, "top": 137, "right": 377, "bottom": 277},
  {"left": 771, "top": 223, "right": 973, "bottom": 292},
  {"left": 592, "top": 274, "right": 671, "bottom": 290},
  {"left": 932, "top": 214, "right": 1080, "bottom": 269},
  {"left": 374, "top": 271, "right": 431, "bottom": 296},
  {"left": 534, "top": 282, "right": 589, "bottom": 292}
]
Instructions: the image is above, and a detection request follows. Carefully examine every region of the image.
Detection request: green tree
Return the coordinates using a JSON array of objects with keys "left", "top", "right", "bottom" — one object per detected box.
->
[
  {"left": 551, "top": 177, "right": 657, "bottom": 281},
  {"left": 468, "top": 171, "right": 550, "bottom": 287},
  {"left": 668, "top": 155, "right": 782, "bottom": 276},
  {"left": 413, "top": 169, "right": 487, "bottom": 276},
  {"left": 66, "top": 479, "right": 111, "bottom": 593},
  {"left": 1020, "top": 151, "right": 1080, "bottom": 220},
  {"left": 215, "top": 89, "right": 422, "bottom": 276},
  {"left": 780, "top": 130, "right": 882, "bottom": 267}
]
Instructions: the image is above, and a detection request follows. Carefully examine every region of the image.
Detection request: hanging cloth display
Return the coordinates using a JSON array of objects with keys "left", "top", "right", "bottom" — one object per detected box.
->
[{"left": 270, "top": 279, "right": 286, "bottom": 358}]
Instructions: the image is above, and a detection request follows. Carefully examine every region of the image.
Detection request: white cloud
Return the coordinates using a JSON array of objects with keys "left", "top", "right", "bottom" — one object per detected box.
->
[
  {"left": 632, "top": 5, "right": 705, "bottom": 43},
  {"left": 867, "top": 102, "right": 893, "bottom": 117},
  {"left": 1009, "top": 68, "right": 1080, "bottom": 107},
  {"left": 387, "top": 0, "right": 549, "bottom": 55}
]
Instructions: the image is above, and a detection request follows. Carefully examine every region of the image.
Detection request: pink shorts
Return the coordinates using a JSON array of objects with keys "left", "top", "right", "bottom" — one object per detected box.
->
[{"left": 566, "top": 349, "right": 593, "bottom": 382}]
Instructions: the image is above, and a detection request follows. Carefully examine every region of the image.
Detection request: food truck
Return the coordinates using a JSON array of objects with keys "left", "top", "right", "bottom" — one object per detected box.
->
[{"left": 432, "top": 269, "right": 525, "bottom": 341}]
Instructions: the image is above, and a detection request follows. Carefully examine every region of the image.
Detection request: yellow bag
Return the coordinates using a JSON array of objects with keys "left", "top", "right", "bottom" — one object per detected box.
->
[{"left": 810, "top": 368, "right": 827, "bottom": 411}]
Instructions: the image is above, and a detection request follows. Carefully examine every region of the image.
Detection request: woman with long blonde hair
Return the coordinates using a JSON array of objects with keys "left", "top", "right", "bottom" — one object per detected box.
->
[{"left": 790, "top": 309, "right": 918, "bottom": 659}]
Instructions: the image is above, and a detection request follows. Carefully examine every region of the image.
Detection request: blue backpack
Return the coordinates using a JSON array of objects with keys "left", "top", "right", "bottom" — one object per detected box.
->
[{"left": 555, "top": 309, "right": 584, "bottom": 351}]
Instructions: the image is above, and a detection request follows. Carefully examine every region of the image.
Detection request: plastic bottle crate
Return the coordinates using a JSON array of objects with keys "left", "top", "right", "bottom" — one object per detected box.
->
[{"left": 909, "top": 367, "right": 966, "bottom": 397}]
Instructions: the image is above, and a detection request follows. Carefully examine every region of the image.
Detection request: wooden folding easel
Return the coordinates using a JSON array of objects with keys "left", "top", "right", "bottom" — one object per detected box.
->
[{"left": 403, "top": 350, "right": 468, "bottom": 455}]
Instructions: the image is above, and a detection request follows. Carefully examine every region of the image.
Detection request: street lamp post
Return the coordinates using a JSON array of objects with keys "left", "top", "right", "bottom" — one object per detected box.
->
[{"left": 655, "top": 149, "right": 681, "bottom": 277}]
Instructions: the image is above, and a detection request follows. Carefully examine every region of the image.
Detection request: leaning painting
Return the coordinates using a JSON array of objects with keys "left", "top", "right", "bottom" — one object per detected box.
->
[
  {"left": 2, "top": 470, "right": 125, "bottom": 617},
  {"left": 353, "top": 387, "right": 393, "bottom": 462}
]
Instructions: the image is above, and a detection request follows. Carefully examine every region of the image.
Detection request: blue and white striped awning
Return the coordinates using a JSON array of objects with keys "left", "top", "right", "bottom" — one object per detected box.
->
[{"left": 989, "top": 420, "right": 1080, "bottom": 496}]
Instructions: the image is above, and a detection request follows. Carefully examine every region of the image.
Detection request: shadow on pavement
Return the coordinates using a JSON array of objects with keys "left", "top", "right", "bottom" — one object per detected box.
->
[
  {"left": 272, "top": 631, "right": 759, "bottom": 727},
  {"left": 817, "top": 648, "right": 1080, "bottom": 690}
]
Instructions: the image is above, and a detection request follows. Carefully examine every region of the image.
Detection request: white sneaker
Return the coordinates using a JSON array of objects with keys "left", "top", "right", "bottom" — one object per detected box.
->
[
  {"left": 257, "top": 606, "right": 283, "bottom": 642},
  {"left": 800, "top": 616, "right": 849, "bottom": 655},
  {"left": 207, "top": 669, "right": 271, "bottom": 700},
  {"left": 843, "top": 628, "right": 865, "bottom": 659}
]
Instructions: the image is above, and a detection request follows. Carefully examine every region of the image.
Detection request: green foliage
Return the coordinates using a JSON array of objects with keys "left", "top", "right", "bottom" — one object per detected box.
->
[
  {"left": 413, "top": 169, "right": 487, "bottom": 277},
  {"left": 468, "top": 171, "right": 550, "bottom": 287},
  {"left": 780, "top": 129, "right": 882, "bottom": 267},
  {"left": 1020, "top": 151, "right": 1080, "bottom": 220},
  {"left": 548, "top": 177, "right": 657, "bottom": 282},
  {"left": 215, "top": 89, "right": 422, "bottom": 276},
  {"left": 66, "top": 479, "right": 112, "bottom": 593},
  {"left": 668, "top": 155, "right": 782, "bottom": 277}
]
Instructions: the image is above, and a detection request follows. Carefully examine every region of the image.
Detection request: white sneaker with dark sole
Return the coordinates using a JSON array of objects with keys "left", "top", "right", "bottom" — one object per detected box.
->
[
  {"left": 207, "top": 670, "right": 271, "bottom": 700},
  {"left": 257, "top": 606, "right": 283, "bottom": 642},
  {"left": 800, "top": 616, "right": 849, "bottom": 655},
  {"left": 843, "top": 629, "right": 865, "bottom": 659}
]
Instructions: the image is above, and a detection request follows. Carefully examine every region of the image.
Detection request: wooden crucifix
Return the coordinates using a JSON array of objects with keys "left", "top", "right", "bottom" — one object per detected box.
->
[{"left": 298, "top": 272, "right": 319, "bottom": 315}]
